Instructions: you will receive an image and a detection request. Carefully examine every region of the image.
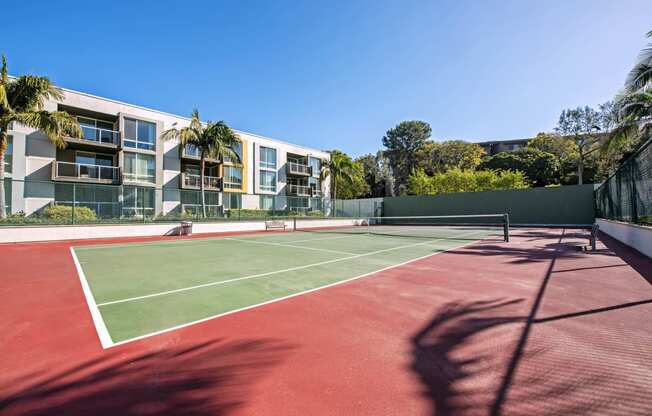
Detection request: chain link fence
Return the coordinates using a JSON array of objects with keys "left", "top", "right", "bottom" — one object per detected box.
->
[{"left": 595, "top": 136, "right": 652, "bottom": 225}]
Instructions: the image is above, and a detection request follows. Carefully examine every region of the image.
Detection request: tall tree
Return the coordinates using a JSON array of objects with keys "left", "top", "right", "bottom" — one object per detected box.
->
[
  {"left": 554, "top": 106, "right": 601, "bottom": 184},
  {"left": 0, "top": 55, "right": 82, "bottom": 219},
  {"left": 356, "top": 151, "right": 395, "bottom": 197},
  {"left": 162, "top": 110, "right": 239, "bottom": 218},
  {"left": 320, "top": 150, "right": 354, "bottom": 202},
  {"left": 478, "top": 147, "right": 560, "bottom": 186},
  {"left": 382, "top": 120, "right": 431, "bottom": 193},
  {"left": 416, "top": 140, "right": 485, "bottom": 175}
]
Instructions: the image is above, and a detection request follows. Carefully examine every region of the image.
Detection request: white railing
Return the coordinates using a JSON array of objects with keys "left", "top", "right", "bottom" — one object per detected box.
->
[
  {"left": 79, "top": 125, "right": 120, "bottom": 145},
  {"left": 123, "top": 172, "right": 156, "bottom": 184},
  {"left": 53, "top": 161, "right": 120, "bottom": 182},
  {"left": 287, "top": 184, "right": 311, "bottom": 196},
  {"left": 124, "top": 138, "right": 155, "bottom": 151},
  {"left": 287, "top": 161, "right": 311, "bottom": 175},
  {"left": 182, "top": 173, "right": 222, "bottom": 190}
]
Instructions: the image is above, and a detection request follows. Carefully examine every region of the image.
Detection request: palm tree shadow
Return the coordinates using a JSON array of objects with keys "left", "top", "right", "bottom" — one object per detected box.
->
[{"left": 0, "top": 338, "right": 294, "bottom": 416}]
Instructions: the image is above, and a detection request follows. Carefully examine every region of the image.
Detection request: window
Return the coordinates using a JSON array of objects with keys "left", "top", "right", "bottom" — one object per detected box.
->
[
  {"left": 309, "top": 157, "right": 321, "bottom": 177},
  {"left": 124, "top": 118, "right": 156, "bottom": 150},
  {"left": 4, "top": 135, "right": 11, "bottom": 175},
  {"left": 224, "top": 166, "right": 243, "bottom": 189},
  {"left": 224, "top": 193, "right": 241, "bottom": 210},
  {"left": 184, "top": 143, "right": 201, "bottom": 158},
  {"left": 224, "top": 140, "right": 242, "bottom": 163},
  {"left": 123, "top": 186, "right": 155, "bottom": 217},
  {"left": 123, "top": 153, "right": 155, "bottom": 183},
  {"left": 260, "top": 195, "right": 274, "bottom": 210},
  {"left": 259, "top": 171, "right": 276, "bottom": 192},
  {"left": 75, "top": 152, "right": 114, "bottom": 167},
  {"left": 260, "top": 146, "right": 276, "bottom": 170}
]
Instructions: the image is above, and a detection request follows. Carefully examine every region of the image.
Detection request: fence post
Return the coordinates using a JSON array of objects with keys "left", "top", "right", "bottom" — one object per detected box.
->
[
  {"left": 503, "top": 213, "right": 510, "bottom": 243},
  {"left": 71, "top": 183, "right": 76, "bottom": 225},
  {"left": 141, "top": 187, "right": 146, "bottom": 223},
  {"left": 630, "top": 161, "right": 638, "bottom": 224}
]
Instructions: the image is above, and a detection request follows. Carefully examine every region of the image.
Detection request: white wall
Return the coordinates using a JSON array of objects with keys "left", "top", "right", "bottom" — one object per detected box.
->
[{"left": 597, "top": 218, "right": 652, "bottom": 258}]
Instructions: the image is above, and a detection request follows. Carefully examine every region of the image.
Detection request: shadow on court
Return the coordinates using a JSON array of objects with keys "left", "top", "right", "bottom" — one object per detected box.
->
[{"left": 0, "top": 338, "right": 294, "bottom": 416}]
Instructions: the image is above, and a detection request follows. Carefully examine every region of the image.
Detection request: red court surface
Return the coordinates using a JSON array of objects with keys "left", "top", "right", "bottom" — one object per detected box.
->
[{"left": 1, "top": 228, "right": 651, "bottom": 415}]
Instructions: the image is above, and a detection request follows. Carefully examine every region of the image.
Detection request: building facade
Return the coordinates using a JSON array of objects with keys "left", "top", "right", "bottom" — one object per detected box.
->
[
  {"left": 476, "top": 138, "right": 531, "bottom": 156},
  {"left": 4, "top": 87, "right": 330, "bottom": 218}
]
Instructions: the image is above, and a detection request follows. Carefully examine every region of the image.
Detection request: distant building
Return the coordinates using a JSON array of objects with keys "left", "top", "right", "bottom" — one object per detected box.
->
[{"left": 476, "top": 138, "right": 531, "bottom": 156}]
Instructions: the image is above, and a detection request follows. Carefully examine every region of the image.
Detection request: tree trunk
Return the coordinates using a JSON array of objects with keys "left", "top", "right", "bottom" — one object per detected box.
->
[
  {"left": 577, "top": 149, "right": 584, "bottom": 185},
  {"left": 0, "top": 128, "right": 7, "bottom": 219},
  {"left": 200, "top": 155, "right": 207, "bottom": 219},
  {"left": 332, "top": 175, "right": 337, "bottom": 217}
]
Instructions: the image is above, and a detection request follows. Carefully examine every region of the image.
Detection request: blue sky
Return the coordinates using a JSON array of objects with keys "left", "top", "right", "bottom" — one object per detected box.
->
[{"left": 2, "top": 0, "right": 650, "bottom": 156}]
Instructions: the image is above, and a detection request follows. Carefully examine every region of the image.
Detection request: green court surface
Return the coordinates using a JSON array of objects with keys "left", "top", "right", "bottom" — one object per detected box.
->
[{"left": 72, "top": 226, "right": 502, "bottom": 346}]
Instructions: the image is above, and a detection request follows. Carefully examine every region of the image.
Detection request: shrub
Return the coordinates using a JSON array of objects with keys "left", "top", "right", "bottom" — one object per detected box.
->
[
  {"left": 407, "top": 169, "right": 528, "bottom": 196},
  {"left": 42, "top": 205, "right": 97, "bottom": 222}
]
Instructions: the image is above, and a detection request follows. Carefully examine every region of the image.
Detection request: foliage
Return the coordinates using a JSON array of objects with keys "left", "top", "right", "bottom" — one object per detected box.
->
[
  {"left": 415, "top": 140, "right": 485, "bottom": 175},
  {"left": 321, "top": 150, "right": 368, "bottom": 200},
  {"left": 528, "top": 133, "right": 577, "bottom": 159},
  {"left": 382, "top": 120, "right": 432, "bottom": 193},
  {"left": 355, "top": 151, "right": 395, "bottom": 197},
  {"left": 162, "top": 110, "right": 238, "bottom": 218},
  {"left": 554, "top": 106, "right": 603, "bottom": 184},
  {"left": 43, "top": 205, "right": 97, "bottom": 222},
  {"left": 478, "top": 148, "right": 559, "bottom": 186},
  {"left": 0, "top": 55, "right": 82, "bottom": 218},
  {"left": 407, "top": 169, "right": 528, "bottom": 196}
]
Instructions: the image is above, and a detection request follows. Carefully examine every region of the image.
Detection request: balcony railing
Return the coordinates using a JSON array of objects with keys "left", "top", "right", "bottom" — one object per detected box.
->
[
  {"left": 181, "top": 173, "right": 222, "bottom": 190},
  {"left": 286, "top": 162, "right": 311, "bottom": 176},
  {"left": 52, "top": 161, "right": 121, "bottom": 183},
  {"left": 75, "top": 125, "right": 120, "bottom": 146},
  {"left": 287, "top": 184, "right": 312, "bottom": 196}
]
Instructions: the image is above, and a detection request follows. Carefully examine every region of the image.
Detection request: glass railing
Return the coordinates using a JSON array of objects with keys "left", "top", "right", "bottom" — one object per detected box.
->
[
  {"left": 123, "top": 172, "right": 156, "bottom": 184},
  {"left": 182, "top": 144, "right": 201, "bottom": 158},
  {"left": 182, "top": 173, "right": 222, "bottom": 190},
  {"left": 287, "top": 184, "right": 312, "bottom": 196},
  {"left": 287, "top": 161, "right": 311, "bottom": 175},
  {"left": 53, "top": 161, "right": 120, "bottom": 182},
  {"left": 123, "top": 138, "right": 155, "bottom": 151},
  {"left": 78, "top": 125, "right": 120, "bottom": 145}
]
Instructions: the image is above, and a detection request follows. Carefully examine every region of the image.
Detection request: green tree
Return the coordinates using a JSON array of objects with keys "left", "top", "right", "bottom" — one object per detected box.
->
[
  {"left": 416, "top": 140, "right": 485, "bottom": 175},
  {"left": 356, "top": 151, "right": 395, "bottom": 197},
  {"left": 0, "top": 55, "right": 82, "bottom": 219},
  {"left": 554, "top": 106, "right": 602, "bottom": 184},
  {"left": 407, "top": 168, "right": 528, "bottom": 196},
  {"left": 479, "top": 147, "right": 559, "bottom": 186},
  {"left": 382, "top": 120, "right": 431, "bottom": 193},
  {"left": 321, "top": 150, "right": 357, "bottom": 201},
  {"left": 161, "top": 110, "right": 239, "bottom": 218}
]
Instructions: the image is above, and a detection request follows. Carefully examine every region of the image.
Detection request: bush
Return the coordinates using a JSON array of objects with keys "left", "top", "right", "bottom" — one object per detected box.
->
[
  {"left": 42, "top": 205, "right": 97, "bottom": 222},
  {"left": 407, "top": 169, "right": 528, "bottom": 196}
]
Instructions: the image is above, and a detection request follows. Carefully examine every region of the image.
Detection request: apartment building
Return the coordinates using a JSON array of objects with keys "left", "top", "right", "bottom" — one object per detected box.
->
[
  {"left": 4, "top": 86, "right": 330, "bottom": 217},
  {"left": 476, "top": 138, "right": 531, "bottom": 156}
]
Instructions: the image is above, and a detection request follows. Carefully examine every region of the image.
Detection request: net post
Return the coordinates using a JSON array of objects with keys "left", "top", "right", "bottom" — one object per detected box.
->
[
  {"left": 71, "top": 183, "right": 76, "bottom": 225},
  {"left": 293, "top": 216, "right": 297, "bottom": 232},
  {"left": 503, "top": 213, "right": 509, "bottom": 242}
]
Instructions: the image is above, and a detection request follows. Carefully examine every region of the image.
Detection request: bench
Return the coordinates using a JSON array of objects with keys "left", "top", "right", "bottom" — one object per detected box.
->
[{"left": 265, "top": 220, "right": 287, "bottom": 231}]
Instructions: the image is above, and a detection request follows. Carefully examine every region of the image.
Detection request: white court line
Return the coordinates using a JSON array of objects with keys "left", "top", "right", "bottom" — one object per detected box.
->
[
  {"left": 223, "top": 237, "right": 358, "bottom": 256},
  {"left": 96, "top": 230, "right": 483, "bottom": 307},
  {"left": 107, "top": 234, "right": 487, "bottom": 348},
  {"left": 70, "top": 247, "right": 113, "bottom": 349}
]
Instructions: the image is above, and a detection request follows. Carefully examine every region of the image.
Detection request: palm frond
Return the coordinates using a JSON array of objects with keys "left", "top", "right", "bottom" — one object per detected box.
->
[
  {"left": 7, "top": 75, "right": 64, "bottom": 112},
  {"left": 16, "top": 110, "right": 81, "bottom": 148}
]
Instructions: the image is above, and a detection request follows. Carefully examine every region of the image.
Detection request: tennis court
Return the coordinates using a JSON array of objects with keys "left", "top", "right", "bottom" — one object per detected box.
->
[{"left": 73, "top": 215, "right": 509, "bottom": 346}]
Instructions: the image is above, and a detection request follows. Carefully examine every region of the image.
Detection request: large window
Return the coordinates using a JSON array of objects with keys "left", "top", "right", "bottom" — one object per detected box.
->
[
  {"left": 260, "top": 146, "right": 276, "bottom": 170},
  {"left": 260, "top": 195, "right": 274, "bottom": 210},
  {"left": 224, "top": 193, "right": 242, "bottom": 210},
  {"left": 124, "top": 118, "right": 156, "bottom": 150},
  {"left": 224, "top": 140, "right": 242, "bottom": 164},
  {"left": 78, "top": 117, "right": 117, "bottom": 144},
  {"left": 224, "top": 166, "right": 243, "bottom": 190},
  {"left": 123, "top": 186, "right": 155, "bottom": 217},
  {"left": 123, "top": 152, "right": 155, "bottom": 183},
  {"left": 4, "top": 135, "right": 11, "bottom": 175},
  {"left": 309, "top": 156, "right": 321, "bottom": 177},
  {"left": 259, "top": 171, "right": 276, "bottom": 192}
]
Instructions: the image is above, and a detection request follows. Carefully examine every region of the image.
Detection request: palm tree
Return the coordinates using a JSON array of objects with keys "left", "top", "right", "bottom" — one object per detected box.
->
[
  {"left": 161, "top": 110, "right": 240, "bottom": 218},
  {"left": 0, "top": 55, "right": 82, "bottom": 219},
  {"left": 603, "top": 30, "right": 652, "bottom": 155},
  {"left": 320, "top": 150, "right": 355, "bottom": 215}
]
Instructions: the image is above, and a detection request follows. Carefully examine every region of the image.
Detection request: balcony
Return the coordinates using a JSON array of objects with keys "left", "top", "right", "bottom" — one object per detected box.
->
[
  {"left": 52, "top": 161, "right": 121, "bottom": 184},
  {"left": 286, "top": 161, "right": 311, "bottom": 176},
  {"left": 181, "top": 173, "right": 222, "bottom": 191},
  {"left": 66, "top": 125, "right": 120, "bottom": 148},
  {"left": 180, "top": 144, "right": 218, "bottom": 162},
  {"left": 287, "top": 184, "right": 312, "bottom": 196}
]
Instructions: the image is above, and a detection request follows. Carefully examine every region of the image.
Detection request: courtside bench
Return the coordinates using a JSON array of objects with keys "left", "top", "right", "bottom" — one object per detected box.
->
[{"left": 265, "top": 220, "right": 287, "bottom": 231}]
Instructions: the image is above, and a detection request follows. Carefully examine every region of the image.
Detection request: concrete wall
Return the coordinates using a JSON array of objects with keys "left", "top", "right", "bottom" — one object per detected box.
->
[
  {"left": 596, "top": 219, "right": 652, "bottom": 258},
  {"left": 0, "top": 218, "right": 358, "bottom": 243},
  {"left": 383, "top": 185, "right": 596, "bottom": 225}
]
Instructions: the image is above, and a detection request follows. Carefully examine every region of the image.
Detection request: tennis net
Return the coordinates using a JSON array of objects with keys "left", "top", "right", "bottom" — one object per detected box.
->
[{"left": 293, "top": 214, "right": 510, "bottom": 242}]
